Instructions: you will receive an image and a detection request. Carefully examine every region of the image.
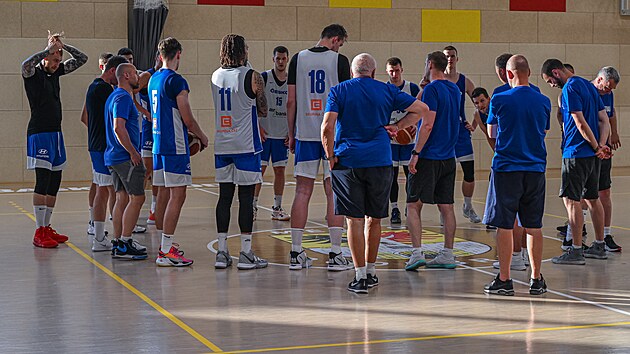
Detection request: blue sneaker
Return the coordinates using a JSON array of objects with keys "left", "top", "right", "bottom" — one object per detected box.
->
[
  {"left": 112, "top": 239, "right": 148, "bottom": 260},
  {"left": 405, "top": 249, "right": 426, "bottom": 271}
]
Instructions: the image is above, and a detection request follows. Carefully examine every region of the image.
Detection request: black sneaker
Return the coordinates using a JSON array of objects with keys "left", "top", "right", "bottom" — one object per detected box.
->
[
  {"left": 604, "top": 235, "right": 622, "bottom": 252},
  {"left": 347, "top": 278, "right": 368, "bottom": 294},
  {"left": 484, "top": 274, "right": 514, "bottom": 296},
  {"left": 558, "top": 224, "right": 587, "bottom": 237},
  {"left": 390, "top": 208, "right": 402, "bottom": 224},
  {"left": 112, "top": 239, "right": 148, "bottom": 260},
  {"left": 529, "top": 274, "right": 548, "bottom": 295},
  {"left": 561, "top": 238, "right": 590, "bottom": 252},
  {"left": 486, "top": 225, "right": 497, "bottom": 231},
  {"left": 367, "top": 274, "right": 379, "bottom": 288}
]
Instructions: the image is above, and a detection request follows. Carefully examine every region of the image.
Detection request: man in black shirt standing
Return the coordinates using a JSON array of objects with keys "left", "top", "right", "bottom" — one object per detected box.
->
[
  {"left": 22, "top": 32, "right": 88, "bottom": 248},
  {"left": 84, "top": 55, "right": 128, "bottom": 252}
]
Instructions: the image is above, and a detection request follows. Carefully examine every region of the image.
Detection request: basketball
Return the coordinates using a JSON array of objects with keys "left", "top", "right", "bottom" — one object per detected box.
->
[
  {"left": 392, "top": 125, "right": 416, "bottom": 145},
  {"left": 188, "top": 132, "right": 201, "bottom": 156}
]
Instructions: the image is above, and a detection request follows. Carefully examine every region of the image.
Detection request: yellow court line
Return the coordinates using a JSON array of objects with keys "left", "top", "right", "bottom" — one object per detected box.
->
[
  {"left": 216, "top": 321, "right": 630, "bottom": 353},
  {"left": 9, "top": 202, "right": 223, "bottom": 353}
]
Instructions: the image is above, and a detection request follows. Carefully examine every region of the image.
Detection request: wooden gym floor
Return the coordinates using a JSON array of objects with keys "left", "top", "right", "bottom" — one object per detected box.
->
[{"left": 2, "top": 172, "right": 630, "bottom": 353}]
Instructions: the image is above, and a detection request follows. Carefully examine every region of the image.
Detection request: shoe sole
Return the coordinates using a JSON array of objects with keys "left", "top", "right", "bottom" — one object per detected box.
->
[
  {"left": 529, "top": 288, "right": 548, "bottom": 295},
  {"left": 405, "top": 260, "right": 426, "bottom": 271},
  {"left": 484, "top": 289, "right": 515, "bottom": 296},
  {"left": 289, "top": 264, "right": 307, "bottom": 270},
  {"left": 114, "top": 254, "right": 148, "bottom": 260},
  {"left": 132, "top": 229, "right": 147, "bottom": 234},
  {"left": 605, "top": 246, "right": 621, "bottom": 252},
  {"left": 492, "top": 264, "right": 528, "bottom": 271},
  {"left": 237, "top": 262, "right": 268, "bottom": 270},
  {"left": 156, "top": 260, "right": 193, "bottom": 267},
  {"left": 272, "top": 216, "right": 291, "bottom": 221},
  {"left": 584, "top": 254, "right": 608, "bottom": 259},
  {"left": 551, "top": 259, "right": 586, "bottom": 265},
  {"left": 347, "top": 287, "right": 368, "bottom": 294},
  {"left": 33, "top": 242, "right": 58, "bottom": 248},
  {"left": 214, "top": 262, "right": 232, "bottom": 269},
  {"left": 91, "top": 247, "right": 111, "bottom": 252},
  {"left": 367, "top": 283, "right": 378, "bottom": 288},
  {"left": 426, "top": 264, "right": 457, "bottom": 269}
]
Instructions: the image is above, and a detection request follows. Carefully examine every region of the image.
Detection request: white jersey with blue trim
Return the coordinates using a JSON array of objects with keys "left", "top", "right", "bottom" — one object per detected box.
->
[
  {"left": 261, "top": 69, "right": 288, "bottom": 139},
  {"left": 211, "top": 66, "right": 262, "bottom": 155},
  {"left": 295, "top": 49, "right": 340, "bottom": 142}
]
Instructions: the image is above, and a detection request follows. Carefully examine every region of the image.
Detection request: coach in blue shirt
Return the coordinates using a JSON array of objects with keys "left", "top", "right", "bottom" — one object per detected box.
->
[
  {"left": 322, "top": 53, "right": 428, "bottom": 294},
  {"left": 483, "top": 55, "right": 551, "bottom": 296}
]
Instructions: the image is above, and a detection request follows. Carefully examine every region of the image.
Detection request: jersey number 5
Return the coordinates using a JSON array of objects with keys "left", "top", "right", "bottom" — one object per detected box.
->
[
  {"left": 308, "top": 70, "right": 326, "bottom": 94},
  {"left": 151, "top": 90, "right": 158, "bottom": 115}
]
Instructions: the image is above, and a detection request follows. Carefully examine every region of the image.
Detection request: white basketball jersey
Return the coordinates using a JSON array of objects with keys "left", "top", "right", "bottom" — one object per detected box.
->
[
  {"left": 295, "top": 49, "right": 340, "bottom": 142},
  {"left": 389, "top": 81, "right": 414, "bottom": 146},
  {"left": 261, "top": 70, "right": 288, "bottom": 139},
  {"left": 211, "top": 66, "right": 262, "bottom": 155}
]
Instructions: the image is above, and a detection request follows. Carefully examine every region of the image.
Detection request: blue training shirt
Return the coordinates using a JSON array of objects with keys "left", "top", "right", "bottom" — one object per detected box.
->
[
  {"left": 487, "top": 86, "right": 551, "bottom": 173},
  {"left": 149, "top": 68, "right": 191, "bottom": 155},
  {"left": 420, "top": 80, "right": 461, "bottom": 160},
  {"left": 325, "top": 77, "right": 417, "bottom": 168},
  {"left": 104, "top": 87, "right": 140, "bottom": 166},
  {"left": 601, "top": 91, "right": 614, "bottom": 118},
  {"left": 492, "top": 82, "right": 541, "bottom": 95},
  {"left": 561, "top": 76, "right": 605, "bottom": 158}
]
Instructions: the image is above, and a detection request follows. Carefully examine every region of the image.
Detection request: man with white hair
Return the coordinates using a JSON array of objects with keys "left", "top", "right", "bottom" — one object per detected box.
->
[{"left": 322, "top": 53, "right": 429, "bottom": 293}]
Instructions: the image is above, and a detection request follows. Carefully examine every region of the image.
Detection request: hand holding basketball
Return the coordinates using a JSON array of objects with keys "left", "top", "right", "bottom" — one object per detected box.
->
[
  {"left": 188, "top": 132, "right": 201, "bottom": 156},
  {"left": 392, "top": 125, "right": 417, "bottom": 145}
]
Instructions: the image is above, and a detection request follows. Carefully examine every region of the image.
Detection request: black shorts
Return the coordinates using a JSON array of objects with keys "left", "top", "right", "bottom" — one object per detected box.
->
[
  {"left": 560, "top": 156, "right": 600, "bottom": 201},
  {"left": 484, "top": 171, "right": 545, "bottom": 229},
  {"left": 406, "top": 158, "right": 456, "bottom": 204},
  {"left": 599, "top": 157, "right": 612, "bottom": 191},
  {"left": 330, "top": 165, "right": 393, "bottom": 218},
  {"left": 109, "top": 160, "right": 146, "bottom": 196}
]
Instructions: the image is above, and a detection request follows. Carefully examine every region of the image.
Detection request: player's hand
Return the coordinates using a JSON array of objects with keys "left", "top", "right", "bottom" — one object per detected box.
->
[
  {"left": 199, "top": 133, "right": 209, "bottom": 151},
  {"left": 408, "top": 155, "right": 418, "bottom": 174},
  {"left": 611, "top": 133, "right": 621, "bottom": 150},
  {"left": 288, "top": 136, "right": 296, "bottom": 154},
  {"left": 596, "top": 145, "right": 612, "bottom": 159},
  {"left": 465, "top": 122, "right": 474, "bottom": 132},
  {"left": 130, "top": 151, "right": 142, "bottom": 166},
  {"left": 259, "top": 126, "right": 267, "bottom": 143},
  {"left": 284, "top": 137, "right": 290, "bottom": 147},
  {"left": 384, "top": 124, "right": 399, "bottom": 138},
  {"left": 328, "top": 156, "right": 337, "bottom": 171},
  {"left": 419, "top": 77, "right": 430, "bottom": 89}
]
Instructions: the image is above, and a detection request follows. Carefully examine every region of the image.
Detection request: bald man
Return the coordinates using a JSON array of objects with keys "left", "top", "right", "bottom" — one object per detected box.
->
[
  {"left": 105, "top": 63, "right": 148, "bottom": 260},
  {"left": 483, "top": 55, "right": 551, "bottom": 296},
  {"left": 323, "top": 53, "right": 428, "bottom": 293}
]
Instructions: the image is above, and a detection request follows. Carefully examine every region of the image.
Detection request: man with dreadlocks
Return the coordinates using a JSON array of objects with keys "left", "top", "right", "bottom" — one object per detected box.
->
[{"left": 210, "top": 34, "right": 269, "bottom": 270}]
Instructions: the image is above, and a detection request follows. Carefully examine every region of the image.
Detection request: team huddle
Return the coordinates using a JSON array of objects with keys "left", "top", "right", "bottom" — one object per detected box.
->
[{"left": 22, "top": 24, "right": 621, "bottom": 295}]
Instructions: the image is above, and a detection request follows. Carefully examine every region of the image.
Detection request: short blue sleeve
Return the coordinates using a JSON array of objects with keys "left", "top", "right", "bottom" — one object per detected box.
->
[
  {"left": 166, "top": 74, "right": 189, "bottom": 100},
  {"left": 112, "top": 95, "right": 132, "bottom": 121},
  {"left": 565, "top": 84, "right": 583, "bottom": 113},
  {"left": 421, "top": 85, "right": 439, "bottom": 112},
  {"left": 325, "top": 86, "right": 340, "bottom": 113},
  {"left": 611, "top": 92, "right": 615, "bottom": 114},
  {"left": 544, "top": 97, "right": 551, "bottom": 130},
  {"left": 486, "top": 96, "right": 499, "bottom": 125},
  {"left": 409, "top": 82, "right": 420, "bottom": 98},
  {"left": 597, "top": 95, "right": 605, "bottom": 112},
  {"left": 392, "top": 87, "right": 417, "bottom": 113}
]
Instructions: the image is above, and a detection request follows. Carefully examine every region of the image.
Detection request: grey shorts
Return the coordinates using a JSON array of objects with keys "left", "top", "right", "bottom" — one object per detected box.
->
[{"left": 109, "top": 160, "right": 146, "bottom": 196}]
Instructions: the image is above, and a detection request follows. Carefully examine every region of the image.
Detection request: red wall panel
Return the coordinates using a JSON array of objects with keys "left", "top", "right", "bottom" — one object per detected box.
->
[{"left": 510, "top": 0, "right": 565, "bottom": 12}]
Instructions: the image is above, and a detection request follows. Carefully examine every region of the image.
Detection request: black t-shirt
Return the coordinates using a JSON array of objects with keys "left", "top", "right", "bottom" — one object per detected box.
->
[
  {"left": 24, "top": 63, "right": 66, "bottom": 136},
  {"left": 287, "top": 47, "right": 351, "bottom": 85},
  {"left": 86, "top": 78, "right": 114, "bottom": 152}
]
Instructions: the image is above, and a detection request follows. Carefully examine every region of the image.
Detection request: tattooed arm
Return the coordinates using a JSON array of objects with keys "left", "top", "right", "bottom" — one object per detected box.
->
[
  {"left": 22, "top": 49, "right": 50, "bottom": 78},
  {"left": 252, "top": 71, "right": 268, "bottom": 118},
  {"left": 61, "top": 43, "right": 88, "bottom": 75}
]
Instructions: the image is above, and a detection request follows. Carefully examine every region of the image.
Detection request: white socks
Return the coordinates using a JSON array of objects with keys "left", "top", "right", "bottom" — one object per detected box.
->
[
  {"left": 241, "top": 234, "right": 252, "bottom": 253},
  {"left": 89, "top": 207, "right": 94, "bottom": 224},
  {"left": 391, "top": 202, "right": 398, "bottom": 210},
  {"left": 218, "top": 232, "right": 228, "bottom": 252},
  {"left": 273, "top": 195, "right": 282, "bottom": 208},
  {"left": 45, "top": 207, "right": 53, "bottom": 226},
  {"left": 442, "top": 248, "right": 454, "bottom": 258},
  {"left": 34, "top": 205, "right": 47, "bottom": 228},
  {"left": 94, "top": 221, "right": 106, "bottom": 242},
  {"left": 150, "top": 195, "right": 156, "bottom": 214},
  {"left": 160, "top": 233, "right": 173, "bottom": 253},
  {"left": 121, "top": 235, "right": 132, "bottom": 242},
  {"left": 367, "top": 262, "right": 376, "bottom": 276},
  {"left": 291, "top": 228, "right": 304, "bottom": 252},
  {"left": 253, "top": 197, "right": 258, "bottom": 208},
  {"left": 464, "top": 197, "right": 472, "bottom": 209},
  {"left": 566, "top": 210, "right": 589, "bottom": 241},
  {"left": 355, "top": 266, "right": 367, "bottom": 280},
  {"left": 329, "top": 227, "right": 344, "bottom": 254},
  {"left": 604, "top": 226, "right": 611, "bottom": 236}
]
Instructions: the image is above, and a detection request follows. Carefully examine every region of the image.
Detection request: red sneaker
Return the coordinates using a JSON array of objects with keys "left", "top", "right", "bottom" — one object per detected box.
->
[
  {"left": 147, "top": 212, "right": 156, "bottom": 225},
  {"left": 33, "top": 226, "right": 58, "bottom": 248},
  {"left": 46, "top": 225, "right": 68, "bottom": 243}
]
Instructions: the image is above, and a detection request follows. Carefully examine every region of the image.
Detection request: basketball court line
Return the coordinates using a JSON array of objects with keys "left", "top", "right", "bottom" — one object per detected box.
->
[
  {"left": 209, "top": 320, "right": 630, "bottom": 353},
  {"left": 8, "top": 201, "right": 224, "bottom": 353}
]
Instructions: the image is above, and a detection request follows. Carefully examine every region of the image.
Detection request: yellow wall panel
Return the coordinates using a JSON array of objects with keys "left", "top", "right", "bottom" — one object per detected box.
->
[
  {"left": 422, "top": 9, "right": 481, "bottom": 43},
  {"left": 329, "top": 0, "right": 390, "bottom": 8}
]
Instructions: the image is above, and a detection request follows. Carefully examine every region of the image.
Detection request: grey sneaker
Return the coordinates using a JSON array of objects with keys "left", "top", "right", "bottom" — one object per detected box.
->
[
  {"left": 237, "top": 250, "right": 268, "bottom": 270},
  {"left": 522, "top": 249, "right": 530, "bottom": 267},
  {"left": 584, "top": 242, "right": 608, "bottom": 259},
  {"left": 405, "top": 249, "right": 426, "bottom": 271},
  {"left": 131, "top": 239, "right": 146, "bottom": 252},
  {"left": 215, "top": 250, "right": 233, "bottom": 269},
  {"left": 552, "top": 247, "right": 586, "bottom": 265},
  {"left": 328, "top": 252, "right": 353, "bottom": 271},
  {"left": 426, "top": 250, "right": 457, "bottom": 269},
  {"left": 132, "top": 225, "right": 147, "bottom": 234},
  {"left": 92, "top": 236, "right": 111, "bottom": 252},
  {"left": 463, "top": 205, "right": 481, "bottom": 223},
  {"left": 289, "top": 250, "right": 312, "bottom": 270},
  {"left": 492, "top": 253, "right": 527, "bottom": 271}
]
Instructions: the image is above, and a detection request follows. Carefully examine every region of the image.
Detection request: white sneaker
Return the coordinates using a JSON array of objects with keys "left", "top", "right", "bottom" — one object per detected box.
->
[
  {"left": 92, "top": 236, "right": 111, "bottom": 252},
  {"left": 132, "top": 225, "right": 147, "bottom": 234},
  {"left": 492, "top": 254, "right": 527, "bottom": 271},
  {"left": 253, "top": 206, "right": 258, "bottom": 221},
  {"left": 426, "top": 250, "right": 457, "bottom": 269},
  {"left": 463, "top": 205, "right": 482, "bottom": 223},
  {"left": 327, "top": 252, "right": 353, "bottom": 271},
  {"left": 87, "top": 221, "right": 95, "bottom": 235},
  {"left": 289, "top": 250, "right": 312, "bottom": 270},
  {"left": 131, "top": 238, "right": 147, "bottom": 252},
  {"left": 522, "top": 249, "right": 530, "bottom": 267},
  {"left": 271, "top": 206, "right": 291, "bottom": 221},
  {"left": 405, "top": 249, "right": 426, "bottom": 271}
]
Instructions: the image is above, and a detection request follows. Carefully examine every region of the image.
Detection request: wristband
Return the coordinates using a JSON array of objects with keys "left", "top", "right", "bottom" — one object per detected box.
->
[
  {"left": 411, "top": 150, "right": 420, "bottom": 156},
  {"left": 326, "top": 155, "right": 336, "bottom": 161}
]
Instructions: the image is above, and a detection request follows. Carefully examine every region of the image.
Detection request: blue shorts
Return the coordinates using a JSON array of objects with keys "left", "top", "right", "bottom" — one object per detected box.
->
[
  {"left": 455, "top": 124, "right": 474, "bottom": 160},
  {"left": 141, "top": 119, "right": 153, "bottom": 158},
  {"left": 153, "top": 154, "right": 191, "bottom": 187},
  {"left": 391, "top": 144, "right": 413, "bottom": 167},
  {"left": 261, "top": 138, "right": 289, "bottom": 167},
  {"left": 215, "top": 153, "right": 262, "bottom": 185},
  {"left": 294, "top": 140, "right": 330, "bottom": 179},
  {"left": 483, "top": 171, "right": 546, "bottom": 229},
  {"left": 27, "top": 132, "right": 66, "bottom": 171},
  {"left": 89, "top": 151, "right": 113, "bottom": 186}
]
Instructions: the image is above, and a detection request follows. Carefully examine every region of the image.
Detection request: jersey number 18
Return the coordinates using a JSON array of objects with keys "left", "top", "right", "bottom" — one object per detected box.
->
[{"left": 308, "top": 70, "right": 326, "bottom": 94}]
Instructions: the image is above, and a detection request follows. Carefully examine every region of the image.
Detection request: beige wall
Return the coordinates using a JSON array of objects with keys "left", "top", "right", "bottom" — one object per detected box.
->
[{"left": 2, "top": 0, "right": 630, "bottom": 183}]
